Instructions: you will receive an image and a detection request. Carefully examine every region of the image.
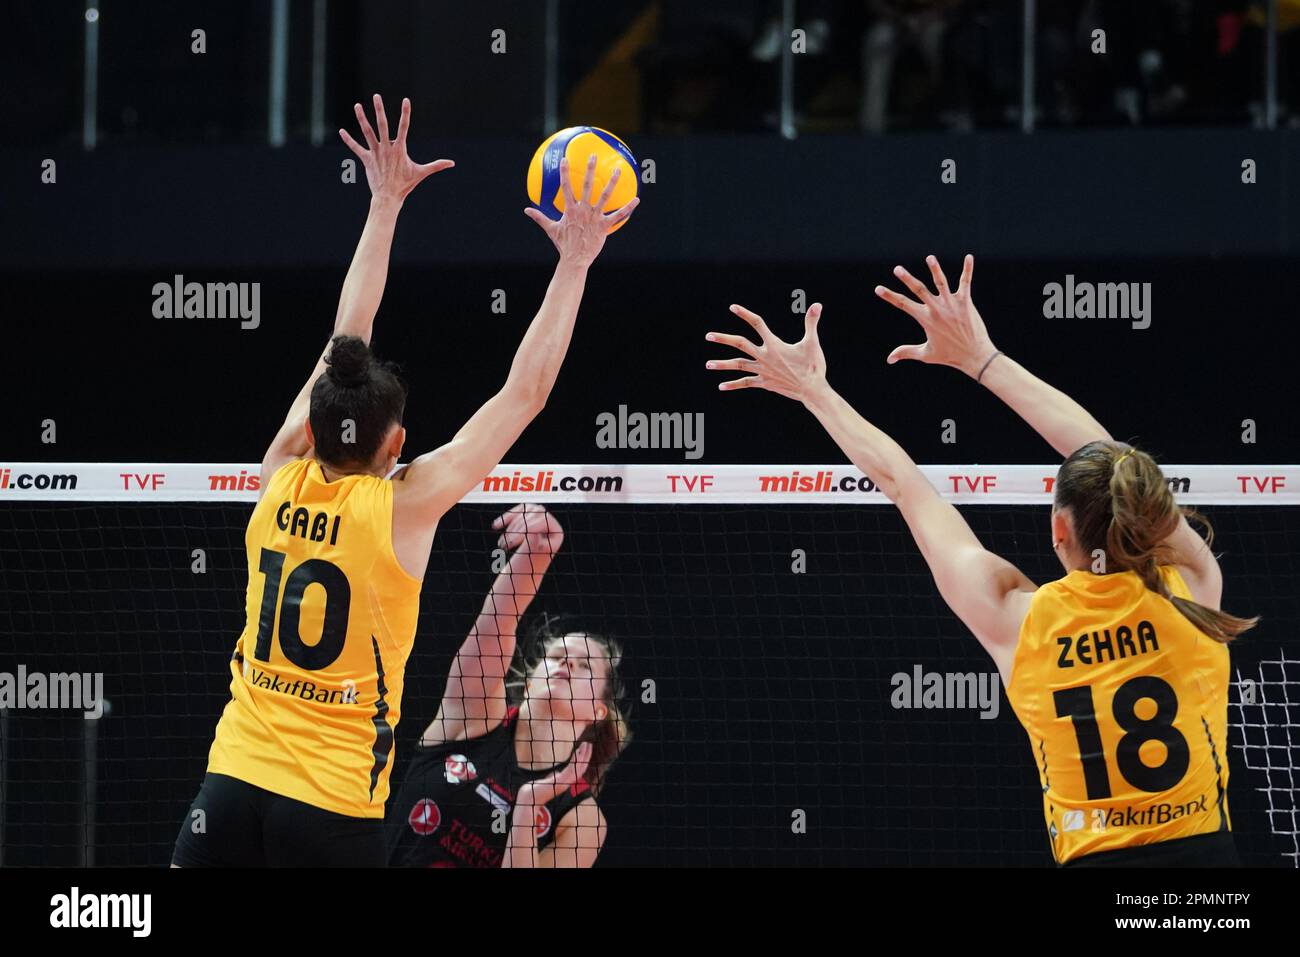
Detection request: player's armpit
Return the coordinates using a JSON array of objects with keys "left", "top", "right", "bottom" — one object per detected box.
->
[
  {"left": 1165, "top": 512, "right": 1224, "bottom": 610},
  {"left": 259, "top": 338, "right": 333, "bottom": 487}
]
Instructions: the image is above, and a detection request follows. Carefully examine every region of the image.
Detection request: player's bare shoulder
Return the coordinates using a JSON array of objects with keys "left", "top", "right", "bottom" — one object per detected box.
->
[
  {"left": 389, "top": 456, "right": 442, "bottom": 582},
  {"left": 391, "top": 450, "right": 444, "bottom": 513}
]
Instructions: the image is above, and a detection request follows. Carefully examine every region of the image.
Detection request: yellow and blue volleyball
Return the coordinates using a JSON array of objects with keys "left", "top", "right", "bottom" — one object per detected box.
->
[{"left": 527, "top": 126, "right": 639, "bottom": 233}]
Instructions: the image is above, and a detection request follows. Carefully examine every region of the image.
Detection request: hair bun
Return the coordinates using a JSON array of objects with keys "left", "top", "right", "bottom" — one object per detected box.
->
[{"left": 325, "top": 335, "right": 372, "bottom": 388}]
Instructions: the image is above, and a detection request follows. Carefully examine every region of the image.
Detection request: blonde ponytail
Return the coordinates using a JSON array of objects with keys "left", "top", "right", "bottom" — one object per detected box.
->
[{"left": 1057, "top": 441, "right": 1259, "bottom": 644}]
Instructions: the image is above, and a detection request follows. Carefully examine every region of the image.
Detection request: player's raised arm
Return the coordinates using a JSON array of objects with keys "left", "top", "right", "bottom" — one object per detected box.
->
[
  {"left": 875, "top": 254, "right": 1222, "bottom": 609},
  {"left": 422, "top": 504, "right": 563, "bottom": 746},
  {"left": 260, "top": 95, "right": 453, "bottom": 484},
  {"left": 706, "top": 302, "right": 1036, "bottom": 678},
  {"left": 874, "top": 254, "right": 1110, "bottom": 459},
  {"left": 399, "top": 156, "right": 638, "bottom": 521}
]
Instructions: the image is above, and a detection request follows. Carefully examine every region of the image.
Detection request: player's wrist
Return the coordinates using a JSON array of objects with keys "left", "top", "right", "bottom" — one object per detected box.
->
[
  {"left": 555, "top": 253, "right": 592, "bottom": 275},
  {"left": 557, "top": 243, "right": 593, "bottom": 263},
  {"left": 369, "top": 193, "right": 403, "bottom": 215},
  {"left": 800, "top": 376, "right": 834, "bottom": 412},
  {"left": 966, "top": 346, "right": 1002, "bottom": 382}
]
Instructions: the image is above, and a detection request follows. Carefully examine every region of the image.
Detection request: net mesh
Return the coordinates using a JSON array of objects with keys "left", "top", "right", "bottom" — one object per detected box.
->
[{"left": 1232, "top": 651, "right": 1300, "bottom": 867}]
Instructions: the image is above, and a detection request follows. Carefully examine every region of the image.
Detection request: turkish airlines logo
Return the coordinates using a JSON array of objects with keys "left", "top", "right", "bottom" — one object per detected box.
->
[
  {"left": 408, "top": 798, "right": 441, "bottom": 836},
  {"left": 534, "top": 805, "right": 553, "bottom": 839},
  {"left": 444, "top": 754, "right": 477, "bottom": 784}
]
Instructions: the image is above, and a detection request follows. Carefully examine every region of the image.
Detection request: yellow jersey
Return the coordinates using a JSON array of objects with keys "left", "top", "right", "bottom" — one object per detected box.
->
[
  {"left": 207, "top": 458, "right": 423, "bottom": 818},
  {"left": 1007, "top": 565, "right": 1231, "bottom": 863}
]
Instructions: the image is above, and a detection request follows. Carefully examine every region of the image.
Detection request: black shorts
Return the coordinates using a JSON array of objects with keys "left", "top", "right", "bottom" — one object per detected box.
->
[
  {"left": 1063, "top": 832, "right": 1241, "bottom": 868},
  {"left": 171, "top": 772, "right": 386, "bottom": 867}
]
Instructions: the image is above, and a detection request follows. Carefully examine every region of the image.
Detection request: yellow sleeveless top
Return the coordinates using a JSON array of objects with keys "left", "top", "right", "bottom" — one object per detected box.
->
[
  {"left": 1007, "top": 565, "right": 1230, "bottom": 863},
  {"left": 207, "top": 459, "right": 423, "bottom": 818}
]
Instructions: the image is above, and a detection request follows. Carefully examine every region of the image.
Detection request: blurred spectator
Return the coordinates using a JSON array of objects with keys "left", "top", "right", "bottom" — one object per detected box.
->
[
  {"left": 860, "top": 0, "right": 960, "bottom": 132},
  {"left": 936, "top": 0, "right": 1022, "bottom": 130},
  {"left": 631, "top": 0, "right": 1265, "bottom": 133},
  {"left": 1056, "top": 1, "right": 1254, "bottom": 127},
  {"left": 636, "top": 1, "right": 771, "bottom": 132}
]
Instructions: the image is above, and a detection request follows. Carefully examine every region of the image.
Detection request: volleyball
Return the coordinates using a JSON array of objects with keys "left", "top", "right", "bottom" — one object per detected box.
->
[{"left": 527, "top": 126, "right": 639, "bottom": 233}]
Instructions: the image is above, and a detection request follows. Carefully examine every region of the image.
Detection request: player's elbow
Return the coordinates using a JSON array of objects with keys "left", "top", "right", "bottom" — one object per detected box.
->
[
  {"left": 503, "top": 356, "right": 563, "bottom": 416},
  {"left": 524, "top": 389, "right": 548, "bottom": 419},
  {"left": 507, "top": 381, "right": 549, "bottom": 420}
]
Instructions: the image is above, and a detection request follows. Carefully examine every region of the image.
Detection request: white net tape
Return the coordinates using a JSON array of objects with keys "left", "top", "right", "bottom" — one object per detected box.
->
[{"left": 2, "top": 463, "right": 1297, "bottom": 504}]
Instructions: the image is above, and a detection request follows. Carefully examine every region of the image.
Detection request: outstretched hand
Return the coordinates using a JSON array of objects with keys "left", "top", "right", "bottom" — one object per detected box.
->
[
  {"left": 525, "top": 154, "right": 639, "bottom": 267},
  {"left": 874, "top": 254, "right": 997, "bottom": 378},
  {"left": 705, "top": 302, "right": 828, "bottom": 403},
  {"left": 339, "top": 94, "right": 454, "bottom": 202}
]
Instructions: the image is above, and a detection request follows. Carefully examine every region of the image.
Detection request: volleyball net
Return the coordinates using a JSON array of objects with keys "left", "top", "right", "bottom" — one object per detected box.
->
[{"left": 1, "top": 462, "right": 1297, "bottom": 866}]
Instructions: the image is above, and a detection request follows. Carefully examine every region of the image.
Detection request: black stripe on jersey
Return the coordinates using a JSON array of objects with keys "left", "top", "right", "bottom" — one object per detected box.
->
[
  {"left": 1201, "top": 715, "right": 1230, "bottom": 832},
  {"left": 1038, "top": 736, "right": 1060, "bottom": 864},
  {"left": 368, "top": 637, "right": 394, "bottom": 802}
]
